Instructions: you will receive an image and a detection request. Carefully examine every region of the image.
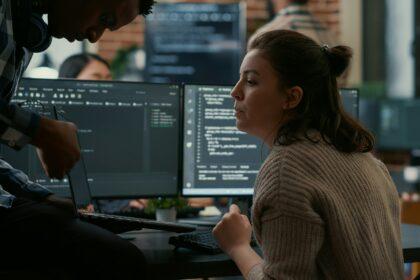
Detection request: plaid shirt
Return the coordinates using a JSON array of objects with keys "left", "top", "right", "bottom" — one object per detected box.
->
[{"left": 0, "top": 0, "right": 52, "bottom": 208}]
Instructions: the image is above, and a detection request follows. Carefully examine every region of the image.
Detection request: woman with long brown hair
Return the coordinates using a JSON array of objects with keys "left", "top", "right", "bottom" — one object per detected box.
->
[{"left": 213, "top": 30, "right": 403, "bottom": 279}]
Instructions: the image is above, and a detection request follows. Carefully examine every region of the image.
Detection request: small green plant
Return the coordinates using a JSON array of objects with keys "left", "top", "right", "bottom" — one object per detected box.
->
[
  {"left": 145, "top": 197, "right": 187, "bottom": 214},
  {"left": 110, "top": 45, "right": 138, "bottom": 79},
  {"left": 357, "top": 81, "right": 386, "bottom": 99}
]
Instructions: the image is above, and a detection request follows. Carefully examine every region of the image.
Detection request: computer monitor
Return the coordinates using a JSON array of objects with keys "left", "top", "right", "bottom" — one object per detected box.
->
[
  {"left": 182, "top": 84, "right": 265, "bottom": 196},
  {"left": 3, "top": 78, "right": 181, "bottom": 198},
  {"left": 377, "top": 98, "right": 420, "bottom": 149},
  {"left": 340, "top": 88, "right": 359, "bottom": 119},
  {"left": 144, "top": 2, "right": 246, "bottom": 85},
  {"left": 182, "top": 86, "right": 360, "bottom": 197}
]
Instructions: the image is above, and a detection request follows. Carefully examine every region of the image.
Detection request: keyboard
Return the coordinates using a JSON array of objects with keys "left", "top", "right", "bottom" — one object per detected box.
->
[
  {"left": 110, "top": 206, "right": 204, "bottom": 219},
  {"left": 78, "top": 210, "right": 196, "bottom": 234},
  {"left": 169, "top": 230, "right": 257, "bottom": 254}
]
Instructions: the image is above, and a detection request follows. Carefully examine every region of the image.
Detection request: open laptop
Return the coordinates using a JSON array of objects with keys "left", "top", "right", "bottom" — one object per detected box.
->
[{"left": 53, "top": 107, "right": 196, "bottom": 234}]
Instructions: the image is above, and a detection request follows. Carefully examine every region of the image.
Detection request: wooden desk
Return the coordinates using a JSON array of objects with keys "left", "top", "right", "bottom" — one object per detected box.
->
[
  {"left": 127, "top": 229, "right": 242, "bottom": 279},
  {"left": 126, "top": 224, "right": 420, "bottom": 279}
]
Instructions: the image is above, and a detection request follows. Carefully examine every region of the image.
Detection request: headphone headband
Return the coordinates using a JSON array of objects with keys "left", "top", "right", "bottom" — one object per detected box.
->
[{"left": 13, "top": 0, "right": 52, "bottom": 53}]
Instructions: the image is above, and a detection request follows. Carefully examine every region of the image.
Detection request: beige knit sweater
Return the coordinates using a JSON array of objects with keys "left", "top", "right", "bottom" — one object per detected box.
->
[{"left": 248, "top": 139, "right": 404, "bottom": 280}]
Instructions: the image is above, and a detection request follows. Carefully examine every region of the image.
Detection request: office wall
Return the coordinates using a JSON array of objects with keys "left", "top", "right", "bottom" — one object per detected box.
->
[
  {"left": 362, "top": 0, "right": 385, "bottom": 83},
  {"left": 96, "top": 0, "right": 342, "bottom": 62},
  {"left": 340, "top": 0, "right": 362, "bottom": 86}
]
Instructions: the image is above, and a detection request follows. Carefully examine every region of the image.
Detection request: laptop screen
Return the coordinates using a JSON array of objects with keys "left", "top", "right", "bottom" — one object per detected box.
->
[
  {"left": 54, "top": 107, "right": 93, "bottom": 210},
  {"left": 67, "top": 157, "right": 93, "bottom": 210}
]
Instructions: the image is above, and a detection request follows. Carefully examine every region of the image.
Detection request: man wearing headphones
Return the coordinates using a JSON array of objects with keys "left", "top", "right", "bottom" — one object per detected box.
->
[{"left": 0, "top": 0, "right": 154, "bottom": 279}]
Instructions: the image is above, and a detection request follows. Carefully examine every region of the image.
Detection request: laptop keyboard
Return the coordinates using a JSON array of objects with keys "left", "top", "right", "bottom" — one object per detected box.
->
[
  {"left": 169, "top": 230, "right": 258, "bottom": 254},
  {"left": 78, "top": 211, "right": 143, "bottom": 233},
  {"left": 110, "top": 206, "right": 204, "bottom": 219},
  {"left": 78, "top": 210, "right": 196, "bottom": 234},
  {"left": 80, "top": 211, "right": 136, "bottom": 221}
]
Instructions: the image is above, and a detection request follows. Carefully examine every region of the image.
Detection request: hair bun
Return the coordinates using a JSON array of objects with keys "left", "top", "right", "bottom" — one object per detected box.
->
[{"left": 324, "top": 45, "right": 353, "bottom": 77}]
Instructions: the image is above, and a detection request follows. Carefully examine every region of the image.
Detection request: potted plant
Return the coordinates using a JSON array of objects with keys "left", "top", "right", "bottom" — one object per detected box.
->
[{"left": 146, "top": 197, "right": 187, "bottom": 222}]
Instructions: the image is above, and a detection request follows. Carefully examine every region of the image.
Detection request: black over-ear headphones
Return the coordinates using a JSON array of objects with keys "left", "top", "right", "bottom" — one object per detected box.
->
[{"left": 12, "top": 0, "right": 52, "bottom": 53}]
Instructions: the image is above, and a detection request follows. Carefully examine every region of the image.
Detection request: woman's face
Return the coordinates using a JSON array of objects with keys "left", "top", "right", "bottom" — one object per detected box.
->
[
  {"left": 77, "top": 59, "right": 112, "bottom": 80},
  {"left": 231, "top": 49, "right": 288, "bottom": 143}
]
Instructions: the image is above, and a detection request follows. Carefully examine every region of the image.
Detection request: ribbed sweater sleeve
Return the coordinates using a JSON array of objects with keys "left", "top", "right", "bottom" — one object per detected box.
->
[
  {"left": 248, "top": 139, "right": 404, "bottom": 280},
  {"left": 248, "top": 216, "right": 324, "bottom": 280},
  {"left": 248, "top": 146, "right": 325, "bottom": 280}
]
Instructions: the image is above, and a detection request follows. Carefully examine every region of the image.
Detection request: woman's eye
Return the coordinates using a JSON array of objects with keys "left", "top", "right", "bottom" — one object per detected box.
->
[{"left": 247, "top": 80, "right": 256, "bottom": 85}]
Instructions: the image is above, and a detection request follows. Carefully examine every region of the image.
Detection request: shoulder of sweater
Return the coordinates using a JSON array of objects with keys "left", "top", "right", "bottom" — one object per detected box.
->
[
  {"left": 255, "top": 141, "right": 313, "bottom": 192},
  {"left": 256, "top": 140, "right": 361, "bottom": 208},
  {"left": 258, "top": 141, "right": 320, "bottom": 194},
  {"left": 270, "top": 138, "right": 372, "bottom": 169},
  {"left": 370, "top": 156, "right": 392, "bottom": 179},
  {"left": 270, "top": 139, "right": 334, "bottom": 171},
  {"left": 254, "top": 141, "right": 323, "bottom": 201},
  {"left": 275, "top": 141, "right": 376, "bottom": 186},
  {"left": 253, "top": 141, "right": 326, "bottom": 222}
]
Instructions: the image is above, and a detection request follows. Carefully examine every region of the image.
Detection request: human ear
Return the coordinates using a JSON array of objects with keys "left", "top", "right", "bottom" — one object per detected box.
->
[{"left": 283, "top": 86, "right": 303, "bottom": 110}]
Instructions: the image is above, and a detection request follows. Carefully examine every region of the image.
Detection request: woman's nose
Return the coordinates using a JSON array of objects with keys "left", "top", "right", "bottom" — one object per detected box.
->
[{"left": 231, "top": 83, "right": 243, "bottom": 101}]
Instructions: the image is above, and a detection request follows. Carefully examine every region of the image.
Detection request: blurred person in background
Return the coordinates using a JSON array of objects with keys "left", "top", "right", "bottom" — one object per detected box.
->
[
  {"left": 249, "top": 0, "right": 348, "bottom": 86},
  {"left": 59, "top": 53, "right": 112, "bottom": 80},
  {"left": 249, "top": 0, "right": 338, "bottom": 48}
]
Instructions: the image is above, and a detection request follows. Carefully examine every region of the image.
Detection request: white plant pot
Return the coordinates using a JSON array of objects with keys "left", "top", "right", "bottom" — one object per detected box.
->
[{"left": 155, "top": 207, "right": 177, "bottom": 222}]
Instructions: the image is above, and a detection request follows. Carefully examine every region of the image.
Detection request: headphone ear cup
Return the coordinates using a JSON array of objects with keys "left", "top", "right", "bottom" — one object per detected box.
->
[{"left": 24, "top": 14, "right": 52, "bottom": 52}]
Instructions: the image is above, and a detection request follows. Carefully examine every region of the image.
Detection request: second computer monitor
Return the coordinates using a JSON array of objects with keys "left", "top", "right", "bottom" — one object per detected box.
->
[
  {"left": 182, "top": 85, "right": 359, "bottom": 196},
  {"left": 144, "top": 2, "right": 246, "bottom": 85},
  {"left": 4, "top": 78, "right": 181, "bottom": 198},
  {"left": 183, "top": 85, "right": 264, "bottom": 196}
]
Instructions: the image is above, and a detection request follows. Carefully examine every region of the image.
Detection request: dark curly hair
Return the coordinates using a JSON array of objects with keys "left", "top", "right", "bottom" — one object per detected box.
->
[
  {"left": 249, "top": 30, "right": 374, "bottom": 153},
  {"left": 139, "top": 0, "right": 155, "bottom": 16}
]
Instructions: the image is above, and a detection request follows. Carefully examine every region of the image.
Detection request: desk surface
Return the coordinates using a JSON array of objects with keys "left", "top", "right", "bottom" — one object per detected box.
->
[
  {"left": 128, "top": 229, "right": 241, "bottom": 279},
  {"left": 126, "top": 223, "right": 420, "bottom": 279}
]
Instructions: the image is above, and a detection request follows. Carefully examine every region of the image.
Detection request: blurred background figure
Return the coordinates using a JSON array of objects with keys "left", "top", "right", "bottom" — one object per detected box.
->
[
  {"left": 249, "top": 0, "right": 346, "bottom": 86},
  {"left": 59, "top": 53, "right": 112, "bottom": 81},
  {"left": 249, "top": 0, "right": 338, "bottom": 47}
]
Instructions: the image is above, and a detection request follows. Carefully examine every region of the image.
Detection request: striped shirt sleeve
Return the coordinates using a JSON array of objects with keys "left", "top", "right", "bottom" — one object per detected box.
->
[
  {"left": 0, "top": 0, "right": 40, "bottom": 150},
  {"left": 0, "top": 99, "right": 40, "bottom": 149}
]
